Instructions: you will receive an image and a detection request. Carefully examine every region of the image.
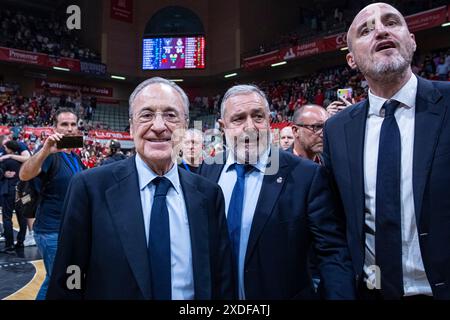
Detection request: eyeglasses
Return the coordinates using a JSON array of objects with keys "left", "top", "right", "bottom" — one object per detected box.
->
[
  {"left": 132, "top": 110, "right": 185, "bottom": 125},
  {"left": 294, "top": 123, "right": 324, "bottom": 134}
]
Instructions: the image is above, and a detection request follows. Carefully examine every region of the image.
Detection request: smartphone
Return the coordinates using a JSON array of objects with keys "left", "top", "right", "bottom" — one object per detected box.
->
[
  {"left": 337, "top": 88, "right": 353, "bottom": 100},
  {"left": 56, "top": 135, "right": 84, "bottom": 149}
]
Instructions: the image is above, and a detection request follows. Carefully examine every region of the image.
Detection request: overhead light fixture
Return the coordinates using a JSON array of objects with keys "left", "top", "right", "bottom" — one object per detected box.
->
[
  {"left": 271, "top": 61, "right": 287, "bottom": 67},
  {"left": 53, "top": 66, "right": 70, "bottom": 72},
  {"left": 170, "top": 79, "right": 184, "bottom": 82},
  {"left": 224, "top": 73, "right": 237, "bottom": 78},
  {"left": 340, "top": 46, "right": 348, "bottom": 51},
  {"left": 442, "top": 22, "right": 450, "bottom": 27},
  {"left": 111, "top": 75, "right": 126, "bottom": 80}
]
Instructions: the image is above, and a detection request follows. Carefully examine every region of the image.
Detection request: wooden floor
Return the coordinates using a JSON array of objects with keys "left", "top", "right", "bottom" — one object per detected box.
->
[
  {"left": 3, "top": 260, "right": 45, "bottom": 300},
  {"left": 1, "top": 214, "right": 44, "bottom": 300}
]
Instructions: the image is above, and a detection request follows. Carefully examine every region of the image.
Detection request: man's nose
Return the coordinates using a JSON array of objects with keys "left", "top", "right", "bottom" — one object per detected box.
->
[
  {"left": 374, "top": 20, "right": 390, "bottom": 39},
  {"left": 151, "top": 113, "right": 167, "bottom": 132},
  {"left": 244, "top": 116, "right": 257, "bottom": 130}
]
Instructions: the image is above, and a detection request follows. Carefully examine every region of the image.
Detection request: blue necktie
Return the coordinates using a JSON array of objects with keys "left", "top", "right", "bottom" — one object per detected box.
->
[
  {"left": 227, "top": 164, "right": 249, "bottom": 272},
  {"left": 375, "top": 99, "right": 404, "bottom": 299},
  {"left": 148, "top": 176, "right": 172, "bottom": 300}
]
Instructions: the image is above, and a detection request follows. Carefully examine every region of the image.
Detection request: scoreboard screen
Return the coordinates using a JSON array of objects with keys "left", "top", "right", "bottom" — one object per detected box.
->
[{"left": 142, "top": 36, "right": 205, "bottom": 70}]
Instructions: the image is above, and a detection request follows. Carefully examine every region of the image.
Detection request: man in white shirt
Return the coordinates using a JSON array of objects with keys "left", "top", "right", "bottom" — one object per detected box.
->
[{"left": 322, "top": 2, "right": 450, "bottom": 300}]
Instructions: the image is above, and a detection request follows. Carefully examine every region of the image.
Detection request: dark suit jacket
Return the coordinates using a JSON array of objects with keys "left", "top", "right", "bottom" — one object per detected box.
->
[
  {"left": 46, "top": 156, "right": 234, "bottom": 300},
  {"left": 199, "top": 148, "right": 355, "bottom": 299},
  {"left": 322, "top": 77, "right": 450, "bottom": 299}
]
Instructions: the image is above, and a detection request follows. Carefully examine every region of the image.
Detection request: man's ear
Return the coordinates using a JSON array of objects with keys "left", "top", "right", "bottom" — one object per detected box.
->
[
  {"left": 410, "top": 33, "right": 417, "bottom": 52},
  {"left": 346, "top": 52, "right": 358, "bottom": 70},
  {"left": 218, "top": 119, "right": 225, "bottom": 130},
  {"left": 291, "top": 125, "right": 300, "bottom": 138},
  {"left": 129, "top": 119, "right": 133, "bottom": 138}
]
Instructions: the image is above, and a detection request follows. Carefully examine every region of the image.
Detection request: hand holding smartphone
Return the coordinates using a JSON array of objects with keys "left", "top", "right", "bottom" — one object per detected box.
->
[
  {"left": 56, "top": 135, "right": 84, "bottom": 149},
  {"left": 337, "top": 88, "right": 353, "bottom": 101}
]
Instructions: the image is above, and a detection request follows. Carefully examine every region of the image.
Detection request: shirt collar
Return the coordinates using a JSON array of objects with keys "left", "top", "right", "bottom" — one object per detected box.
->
[
  {"left": 224, "top": 146, "right": 270, "bottom": 174},
  {"left": 368, "top": 73, "right": 417, "bottom": 116},
  {"left": 135, "top": 153, "right": 181, "bottom": 194}
]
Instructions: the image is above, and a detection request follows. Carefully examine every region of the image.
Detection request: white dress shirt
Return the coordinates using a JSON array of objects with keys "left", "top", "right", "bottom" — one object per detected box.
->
[
  {"left": 135, "top": 154, "right": 194, "bottom": 300},
  {"left": 363, "top": 73, "right": 432, "bottom": 296},
  {"left": 217, "top": 148, "right": 269, "bottom": 300}
]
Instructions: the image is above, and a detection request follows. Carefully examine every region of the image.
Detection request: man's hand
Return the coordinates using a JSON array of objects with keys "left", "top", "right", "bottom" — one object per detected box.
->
[
  {"left": 326, "top": 97, "right": 354, "bottom": 116},
  {"left": 4, "top": 171, "right": 16, "bottom": 178},
  {"left": 42, "top": 132, "right": 65, "bottom": 155}
]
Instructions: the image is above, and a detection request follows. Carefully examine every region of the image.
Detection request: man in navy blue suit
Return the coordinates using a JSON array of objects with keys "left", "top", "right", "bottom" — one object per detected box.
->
[
  {"left": 323, "top": 3, "right": 450, "bottom": 300},
  {"left": 199, "top": 84, "right": 355, "bottom": 299},
  {"left": 47, "top": 77, "right": 234, "bottom": 300}
]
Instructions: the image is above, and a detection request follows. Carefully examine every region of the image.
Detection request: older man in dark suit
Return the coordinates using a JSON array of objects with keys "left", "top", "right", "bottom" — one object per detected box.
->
[
  {"left": 199, "top": 84, "right": 355, "bottom": 299},
  {"left": 47, "top": 77, "right": 234, "bottom": 300}
]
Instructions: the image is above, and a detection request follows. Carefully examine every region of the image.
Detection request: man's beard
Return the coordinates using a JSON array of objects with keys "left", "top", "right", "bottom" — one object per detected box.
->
[{"left": 356, "top": 44, "right": 414, "bottom": 81}]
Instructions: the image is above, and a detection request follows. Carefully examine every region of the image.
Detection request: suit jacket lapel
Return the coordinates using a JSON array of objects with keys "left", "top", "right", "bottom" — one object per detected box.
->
[
  {"left": 245, "top": 148, "right": 289, "bottom": 265},
  {"left": 413, "top": 77, "right": 446, "bottom": 224},
  {"left": 179, "top": 169, "right": 211, "bottom": 300},
  {"left": 344, "top": 101, "right": 368, "bottom": 244},
  {"left": 105, "top": 156, "right": 152, "bottom": 299},
  {"left": 201, "top": 152, "right": 226, "bottom": 183}
]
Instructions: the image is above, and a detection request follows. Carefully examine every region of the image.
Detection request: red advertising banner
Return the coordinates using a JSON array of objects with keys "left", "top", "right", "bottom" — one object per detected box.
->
[
  {"left": 111, "top": 0, "right": 133, "bottom": 23},
  {"left": 88, "top": 130, "right": 132, "bottom": 140},
  {"left": 48, "top": 56, "right": 81, "bottom": 72},
  {"left": 270, "top": 122, "right": 291, "bottom": 130},
  {"left": 242, "top": 50, "right": 280, "bottom": 69},
  {"left": 0, "top": 46, "right": 48, "bottom": 65},
  {"left": 322, "top": 32, "right": 348, "bottom": 52},
  {"left": 22, "top": 127, "right": 54, "bottom": 137},
  {"left": 0, "top": 126, "right": 11, "bottom": 135},
  {"left": 243, "top": 5, "right": 449, "bottom": 70},
  {"left": 279, "top": 40, "right": 323, "bottom": 61},
  {"left": 0, "top": 46, "right": 84, "bottom": 73},
  {"left": 35, "top": 80, "right": 113, "bottom": 97},
  {"left": 405, "top": 6, "right": 447, "bottom": 32}
]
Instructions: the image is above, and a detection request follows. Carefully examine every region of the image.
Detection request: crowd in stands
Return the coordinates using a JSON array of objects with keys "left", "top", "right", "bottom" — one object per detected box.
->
[
  {"left": 195, "top": 48, "right": 450, "bottom": 126},
  {"left": 262, "top": 48, "right": 449, "bottom": 123},
  {"left": 1, "top": 46, "right": 449, "bottom": 168},
  {"left": 254, "top": 0, "right": 448, "bottom": 56},
  {"left": 0, "top": 82, "right": 124, "bottom": 167},
  {"left": 0, "top": 7, "right": 100, "bottom": 62}
]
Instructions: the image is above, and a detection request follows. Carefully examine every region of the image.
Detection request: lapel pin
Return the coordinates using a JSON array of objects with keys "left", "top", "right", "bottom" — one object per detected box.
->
[{"left": 277, "top": 177, "right": 283, "bottom": 183}]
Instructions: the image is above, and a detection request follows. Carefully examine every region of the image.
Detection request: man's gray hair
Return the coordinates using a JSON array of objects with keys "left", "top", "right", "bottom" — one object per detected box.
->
[
  {"left": 128, "top": 77, "right": 190, "bottom": 119},
  {"left": 220, "top": 84, "right": 270, "bottom": 118}
]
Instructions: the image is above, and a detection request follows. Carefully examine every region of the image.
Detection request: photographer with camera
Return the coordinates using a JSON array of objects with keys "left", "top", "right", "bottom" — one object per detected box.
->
[{"left": 19, "top": 108, "right": 85, "bottom": 300}]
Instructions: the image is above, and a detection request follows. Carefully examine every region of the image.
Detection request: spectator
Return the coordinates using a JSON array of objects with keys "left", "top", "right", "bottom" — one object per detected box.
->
[
  {"left": 100, "top": 139, "right": 127, "bottom": 166},
  {"left": 19, "top": 108, "right": 85, "bottom": 300},
  {"left": 291, "top": 105, "right": 329, "bottom": 164},
  {"left": 279, "top": 126, "right": 295, "bottom": 151}
]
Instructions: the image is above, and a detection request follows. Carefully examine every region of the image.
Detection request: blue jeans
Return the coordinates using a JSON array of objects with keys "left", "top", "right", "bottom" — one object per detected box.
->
[{"left": 34, "top": 232, "right": 59, "bottom": 300}]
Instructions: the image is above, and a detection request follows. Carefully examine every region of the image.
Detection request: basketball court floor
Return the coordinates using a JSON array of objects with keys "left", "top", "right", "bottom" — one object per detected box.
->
[{"left": 0, "top": 216, "right": 44, "bottom": 300}]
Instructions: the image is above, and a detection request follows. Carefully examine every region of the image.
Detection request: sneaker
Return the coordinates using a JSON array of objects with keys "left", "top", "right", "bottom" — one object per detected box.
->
[
  {"left": 24, "top": 230, "right": 36, "bottom": 247},
  {"left": 0, "top": 234, "right": 5, "bottom": 242}
]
